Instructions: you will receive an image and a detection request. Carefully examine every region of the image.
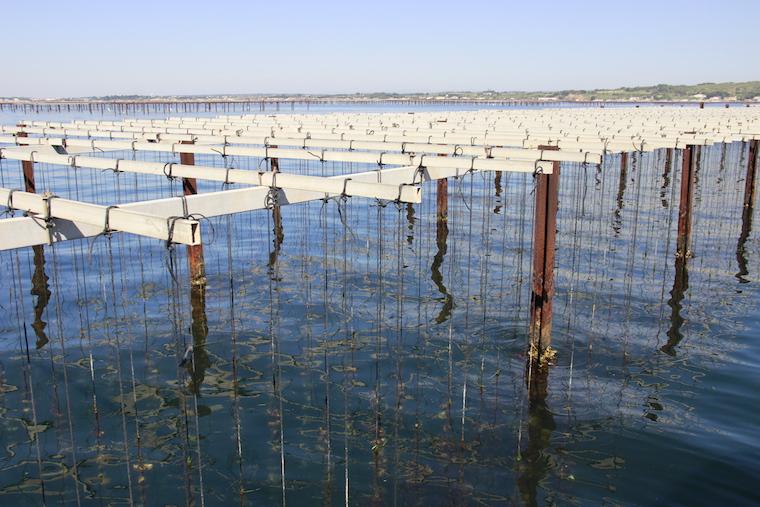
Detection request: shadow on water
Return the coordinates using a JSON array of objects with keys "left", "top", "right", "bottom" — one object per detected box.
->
[{"left": 30, "top": 245, "right": 51, "bottom": 349}]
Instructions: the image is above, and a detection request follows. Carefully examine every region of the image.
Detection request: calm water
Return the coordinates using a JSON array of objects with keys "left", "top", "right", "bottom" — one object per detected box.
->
[{"left": 0, "top": 106, "right": 758, "bottom": 506}]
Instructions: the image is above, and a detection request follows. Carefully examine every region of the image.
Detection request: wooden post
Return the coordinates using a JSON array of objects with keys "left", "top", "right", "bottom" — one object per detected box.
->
[
  {"left": 529, "top": 146, "right": 561, "bottom": 361},
  {"left": 676, "top": 145, "right": 698, "bottom": 258},
  {"left": 180, "top": 141, "right": 206, "bottom": 284}
]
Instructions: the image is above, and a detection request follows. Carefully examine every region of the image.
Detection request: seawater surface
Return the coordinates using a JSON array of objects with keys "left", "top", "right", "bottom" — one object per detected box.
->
[{"left": 0, "top": 105, "right": 758, "bottom": 506}]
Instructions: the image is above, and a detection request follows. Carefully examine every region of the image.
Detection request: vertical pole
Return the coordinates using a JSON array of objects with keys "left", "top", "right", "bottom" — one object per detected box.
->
[
  {"left": 17, "top": 126, "right": 51, "bottom": 349},
  {"left": 529, "top": 146, "right": 561, "bottom": 361},
  {"left": 436, "top": 179, "right": 448, "bottom": 220},
  {"left": 180, "top": 141, "right": 206, "bottom": 284},
  {"left": 743, "top": 140, "right": 758, "bottom": 211},
  {"left": 676, "top": 145, "right": 698, "bottom": 258},
  {"left": 17, "top": 128, "right": 36, "bottom": 193}
]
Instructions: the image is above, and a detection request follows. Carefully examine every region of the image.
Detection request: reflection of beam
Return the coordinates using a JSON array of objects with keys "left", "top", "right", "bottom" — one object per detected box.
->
[{"left": 662, "top": 255, "right": 689, "bottom": 355}]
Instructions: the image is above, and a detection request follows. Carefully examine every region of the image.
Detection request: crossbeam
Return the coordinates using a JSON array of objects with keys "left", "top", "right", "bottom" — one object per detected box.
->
[{"left": 0, "top": 188, "right": 200, "bottom": 246}]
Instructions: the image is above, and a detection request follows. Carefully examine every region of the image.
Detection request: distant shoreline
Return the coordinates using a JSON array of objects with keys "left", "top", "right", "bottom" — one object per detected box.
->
[{"left": 1, "top": 97, "right": 757, "bottom": 108}]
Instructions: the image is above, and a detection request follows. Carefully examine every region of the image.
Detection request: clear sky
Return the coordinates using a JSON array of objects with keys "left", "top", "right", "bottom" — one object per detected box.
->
[{"left": 2, "top": 0, "right": 757, "bottom": 97}]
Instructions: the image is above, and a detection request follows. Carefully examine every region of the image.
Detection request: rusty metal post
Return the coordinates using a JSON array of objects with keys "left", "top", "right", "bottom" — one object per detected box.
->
[
  {"left": 743, "top": 140, "right": 758, "bottom": 211},
  {"left": 529, "top": 146, "right": 561, "bottom": 361},
  {"left": 179, "top": 141, "right": 206, "bottom": 284},
  {"left": 16, "top": 128, "right": 36, "bottom": 193},
  {"left": 676, "top": 145, "right": 698, "bottom": 258},
  {"left": 270, "top": 145, "right": 280, "bottom": 173},
  {"left": 436, "top": 179, "right": 448, "bottom": 220}
]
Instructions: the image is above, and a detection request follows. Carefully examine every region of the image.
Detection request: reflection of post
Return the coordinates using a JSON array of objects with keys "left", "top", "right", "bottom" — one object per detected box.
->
[
  {"left": 268, "top": 204, "right": 284, "bottom": 270},
  {"left": 517, "top": 363, "right": 555, "bottom": 507},
  {"left": 179, "top": 141, "right": 206, "bottom": 284},
  {"left": 662, "top": 255, "right": 689, "bottom": 355},
  {"left": 31, "top": 244, "right": 51, "bottom": 349},
  {"left": 405, "top": 203, "right": 415, "bottom": 245},
  {"left": 737, "top": 140, "right": 758, "bottom": 282},
  {"left": 613, "top": 152, "right": 629, "bottom": 233},
  {"left": 268, "top": 150, "right": 284, "bottom": 269},
  {"left": 431, "top": 208, "right": 453, "bottom": 324},
  {"left": 660, "top": 148, "right": 673, "bottom": 208},
  {"left": 188, "top": 277, "right": 210, "bottom": 393},
  {"left": 529, "top": 147, "right": 560, "bottom": 361},
  {"left": 494, "top": 172, "right": 503, "bottom": 214},
  {"left": 676, "top": 145, "right": 698, "bottom": 258}
]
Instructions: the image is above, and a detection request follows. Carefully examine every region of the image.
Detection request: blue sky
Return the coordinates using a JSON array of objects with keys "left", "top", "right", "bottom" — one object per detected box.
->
[{"left": 2, "top": 0, "right": 757, "bottom": 97}]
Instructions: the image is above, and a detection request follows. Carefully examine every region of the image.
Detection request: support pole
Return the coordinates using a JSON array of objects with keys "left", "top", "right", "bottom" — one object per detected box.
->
[
  {"left": 180, "top": 141, "right": 206, "bottom": 284},
  {"left": 17, "top": 128, "right": 50, "bottom": 348},
  {"left": 743, "top": 140, "right": 758, "bottom": 211},
  {"left": 17, "top": 129, "right": 36, "bottom": 192},
  {"left": 436, "top": 179, "right": 448, "bottom": 220},
  {"left": 676, "top": 145, "right": 698, "bottom": 258},
  {"left": 529, "top": 146, "right": 560, "bottom": 362}
]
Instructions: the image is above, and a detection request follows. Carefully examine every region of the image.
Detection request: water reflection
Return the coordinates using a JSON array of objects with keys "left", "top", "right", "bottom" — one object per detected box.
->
[
  {"left": 431, "top": 213, "right": 454, "bottom": 324},
  {"left": 662, "top": 255, "right": 689, "bottom": 356},
  {"left": 406, "top": 203, "right": 415, "bottom": 245},
  {"left": 494, "top": 172, "right": 503, "bottom": 214},
  {"left": 187, "top": 277, "right": 210, "bottom": 394},
  {"left": 736, "top": 203, "right": 753, "bottom": 283},
  {"left": 613, "top": 153, "right": 628, "bottom": 235},
  {"left": 268, "top": 203, "right": 285, "bottom": 272},
  {"left": 518, "top": 361, "right": 555, "bottom": 507},
  {"left": 30, "top": 245, "right": 50, "bottom": 349},
  {"left": 661, "top": 148, "right": 673, "bottom": 208}
]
